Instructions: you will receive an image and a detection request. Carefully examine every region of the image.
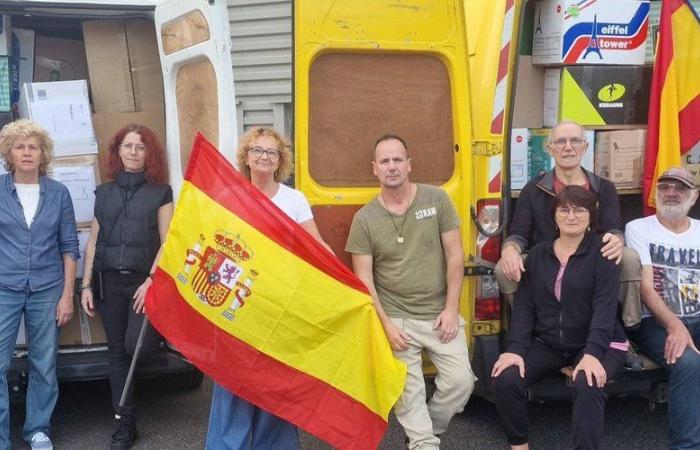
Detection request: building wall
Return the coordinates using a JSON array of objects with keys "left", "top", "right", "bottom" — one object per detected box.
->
[{"left": 228, "top": 0, "right": 292, "bottom": 137}]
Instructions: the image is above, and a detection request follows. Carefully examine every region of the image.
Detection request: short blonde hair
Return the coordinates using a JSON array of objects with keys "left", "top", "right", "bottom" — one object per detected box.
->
[
  {"left": 0, "top": 119, "right": 54, "bottom": 175},
  {"left": 236, "top": 126, "right": 293, "bottom": 183}
]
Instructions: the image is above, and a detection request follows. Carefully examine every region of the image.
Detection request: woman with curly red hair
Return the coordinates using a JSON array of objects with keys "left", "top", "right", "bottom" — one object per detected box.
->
[{"left": 80, "top": 124, "right": 172, "bottom": 450}]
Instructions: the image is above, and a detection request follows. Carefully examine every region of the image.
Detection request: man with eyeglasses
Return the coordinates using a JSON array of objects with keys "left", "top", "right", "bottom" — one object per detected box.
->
[
  {"left": 625, "top": 167, "right": 700, "bottom": 450},
  {"left": 495, "top": 120, "right": 641, "bottom": 328}
]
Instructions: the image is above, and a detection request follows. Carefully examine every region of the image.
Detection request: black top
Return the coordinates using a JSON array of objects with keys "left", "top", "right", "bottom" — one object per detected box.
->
[
  {"left": 503, "top": 168, "right": 623, "bottom": 253},
  {"left": 93, "top": 171, "right": 172, "bottom": 274},
  {"left": 507, "top": 233, "right": 626, "bottom": 360}
]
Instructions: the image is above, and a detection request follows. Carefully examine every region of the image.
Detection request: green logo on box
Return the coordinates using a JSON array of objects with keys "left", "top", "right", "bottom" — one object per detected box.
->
[{"left": 597, "top": 84, "right": 626, "bottom": 102}]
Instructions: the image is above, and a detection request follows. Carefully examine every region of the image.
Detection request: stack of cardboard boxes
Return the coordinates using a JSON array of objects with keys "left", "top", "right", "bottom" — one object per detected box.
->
[
  {"left": 2, "top": 15, "right": 165, "bottom": 347},
  {"left": 511, "top": 0, "right": 651, "bottom": 192}
]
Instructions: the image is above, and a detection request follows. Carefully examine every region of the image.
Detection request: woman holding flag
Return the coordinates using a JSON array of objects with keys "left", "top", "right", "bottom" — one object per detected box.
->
[
  {"left": 80, "top": 123, "right": 172, "bottom": 450},
  {"left": 205, "top": 126, "right": 331, "bottom": 450}
]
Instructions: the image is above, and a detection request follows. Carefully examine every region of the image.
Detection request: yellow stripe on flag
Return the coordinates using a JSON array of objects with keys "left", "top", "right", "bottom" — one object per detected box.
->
[{"left": 159, "top": 180, "right": 405, "bottom": 419}]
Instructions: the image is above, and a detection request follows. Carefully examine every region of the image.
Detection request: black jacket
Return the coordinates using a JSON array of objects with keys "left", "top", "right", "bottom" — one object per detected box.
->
[
  {"left": 507, "top": 233, "right": 626, "bottom": 360},
  {"left": 94, "top": 172, "right": 172, "bottom": 274},
  {"left": 504, "top": 168, "right": 623, "bottom": 253}
]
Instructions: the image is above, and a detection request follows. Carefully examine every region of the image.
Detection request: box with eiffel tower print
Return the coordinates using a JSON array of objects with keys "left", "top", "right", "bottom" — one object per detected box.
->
[{"left": 532, "top": 0, "right": 650, "bottom": 66}]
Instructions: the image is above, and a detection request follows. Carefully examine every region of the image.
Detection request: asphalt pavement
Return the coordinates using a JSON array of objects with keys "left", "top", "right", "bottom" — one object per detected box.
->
[{"left": 9, "top": 376, "right": 669, "bottom": 449}]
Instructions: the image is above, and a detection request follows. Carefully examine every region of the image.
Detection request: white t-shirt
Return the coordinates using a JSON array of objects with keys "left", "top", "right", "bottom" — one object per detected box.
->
[
  {"left": 626, "top": 215, "right": 700, "bottom": 318},
  {"left": 15, "top": 183, "right": 41, "bottom": 228},
  {"left": 270, "top": 183, "right": 313, "bottom": 224}
]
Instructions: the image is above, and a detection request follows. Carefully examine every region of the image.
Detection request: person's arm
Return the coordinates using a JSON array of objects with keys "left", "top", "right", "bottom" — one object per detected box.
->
[
  {"left": 351, "top": 253, "right": 410, "bottom": 351},
  {"left": 583, "top": 253, "right": 620, "bottom": 360},
  {"left": 572, "top": 251, "right": 620, "bottom": 388},
  {"left": 299, "top": 219, "right": 334, "bottom": 254},
  {"left": 434, "top": 228, "right": 463, "bottom": 343},
  {"left": 56, "top": 254, "right": 77, "bottom": 327},
  {"left": 598, "top": 180, "right": 624, "bottom": 263},
  {"left": 640, "top": 266, "right": 698, "bottom": 364},
  {"left": 56, "top": 186, "right": 80, "bottom": 327},
  {"left": 133, "top": 201, "right": 174, "bottom": 314},
  {"left": 500, "top": 184, "right": 535, "bottom": 281},
  {"left": 80, "top": 218, "right": 100, "bottom": 317},
  {"left": 492, "top": 257, "right": 536, "bottom": 378}
]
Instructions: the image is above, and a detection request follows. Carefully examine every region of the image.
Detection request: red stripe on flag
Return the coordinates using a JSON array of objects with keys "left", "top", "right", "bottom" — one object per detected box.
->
[
  {"left": 506, "top": 0, "right": 514, "bottom": 9},
  {"left": 643, "top": 0, "right": 691, "bottom": 212},
  {"left": 147, "top": 269, "right": 387, "bottom": 450},
  {"left": 184, "top": 134, "right": 369, "bottom": 295},
  {"left": 679, "top": 93, "right": 700, "bottom": 153}
]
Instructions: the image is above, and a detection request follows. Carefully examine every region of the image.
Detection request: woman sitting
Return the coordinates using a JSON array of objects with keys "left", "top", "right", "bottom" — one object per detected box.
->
[{"left": 491, "top": 185, "right": 628, "bottom": 450}]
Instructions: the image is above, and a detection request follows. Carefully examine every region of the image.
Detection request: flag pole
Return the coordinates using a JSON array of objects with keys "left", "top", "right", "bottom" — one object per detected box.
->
[{"left": 115, "top": 316, "right": 150, "bottom": 420}]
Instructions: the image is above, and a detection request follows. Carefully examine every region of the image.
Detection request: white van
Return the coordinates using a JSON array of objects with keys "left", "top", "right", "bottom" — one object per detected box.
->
[{"left": 0, "top": 0, "right": 237, "bottom": 399}]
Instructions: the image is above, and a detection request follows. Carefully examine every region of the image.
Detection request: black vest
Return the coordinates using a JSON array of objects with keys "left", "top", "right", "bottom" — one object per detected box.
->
[{"left": 94, "top": 172, "right": 171, "bottom": 274}]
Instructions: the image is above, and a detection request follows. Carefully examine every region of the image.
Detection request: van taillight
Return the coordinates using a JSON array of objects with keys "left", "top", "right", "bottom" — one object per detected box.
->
[{"left": 475, "top": 200, "right": 501, "bottom": 321}]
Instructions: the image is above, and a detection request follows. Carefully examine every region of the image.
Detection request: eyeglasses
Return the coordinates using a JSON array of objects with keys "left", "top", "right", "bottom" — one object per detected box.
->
[
  {"left": 658, "top": 182, "right": 692, "bottom": 193},
  {"left": 249, "top": 147, "right": 280, "bottom": 160},
  {"left": 551, "top": 137, "right": 586, "bottom": 149},
  {"left": 120, "top": 143, "right": 146, "bottom": 153},
  {"left": 555, "top": 206, "right": 589, "bottom": 217}
]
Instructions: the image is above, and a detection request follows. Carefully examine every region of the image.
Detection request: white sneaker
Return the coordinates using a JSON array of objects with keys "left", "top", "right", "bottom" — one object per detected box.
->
[{"left": 29, "top": 432, "right": 53, "bottom": 450}]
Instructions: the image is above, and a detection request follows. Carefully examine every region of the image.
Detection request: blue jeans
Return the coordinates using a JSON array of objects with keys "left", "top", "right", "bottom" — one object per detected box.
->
[
  {"left": 205, "top": 382, "right": 299, "bottom": 450},
  {"left": 0, "top": 283, "right": 62, "bottom": 449},
  {"left": 630, "top": 317, "right": 700, "bottom": 450}
]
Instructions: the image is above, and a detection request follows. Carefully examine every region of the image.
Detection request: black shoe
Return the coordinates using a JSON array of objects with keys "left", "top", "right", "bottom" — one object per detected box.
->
[{"left": 110, "top": 420, "right": 137, "bottom": 450}]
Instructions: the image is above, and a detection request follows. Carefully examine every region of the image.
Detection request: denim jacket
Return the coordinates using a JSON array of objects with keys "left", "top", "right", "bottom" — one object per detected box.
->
[{"left": 0, "top": 174, "right": 80, "bottom": 292}]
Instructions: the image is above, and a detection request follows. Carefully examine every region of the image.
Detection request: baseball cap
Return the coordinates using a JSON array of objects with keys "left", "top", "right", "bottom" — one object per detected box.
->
[{"left": 658, "top": 166, "right": 696, "bottom": 189}]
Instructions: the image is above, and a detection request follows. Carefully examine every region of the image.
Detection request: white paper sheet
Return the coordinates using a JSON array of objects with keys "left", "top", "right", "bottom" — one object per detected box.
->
[{"left": 51, "top": 165, "right": 96, "bottom": 223}]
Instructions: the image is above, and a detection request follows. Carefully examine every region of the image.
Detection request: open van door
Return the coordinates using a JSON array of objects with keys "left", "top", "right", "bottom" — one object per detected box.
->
[{"left": 154, "top": 0, "right": 237, "bottom": 198}]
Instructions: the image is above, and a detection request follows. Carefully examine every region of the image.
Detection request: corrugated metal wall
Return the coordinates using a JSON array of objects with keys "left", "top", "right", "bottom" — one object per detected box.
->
[{"left": 228, "top": 0, "right": 292, "bottom": 137}]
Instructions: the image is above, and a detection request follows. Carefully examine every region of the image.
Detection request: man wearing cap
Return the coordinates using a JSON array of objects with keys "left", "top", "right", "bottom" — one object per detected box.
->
[
  {"left": 625, "top": 166, "right": 700, "bottom": 450},
  {"left": 496, "top": 120, "right": 642, "bottom": 328}
]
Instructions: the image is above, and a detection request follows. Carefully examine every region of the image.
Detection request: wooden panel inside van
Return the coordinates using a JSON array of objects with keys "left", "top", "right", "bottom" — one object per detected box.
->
[
  {"left": 308, "top": 53, "right": 455, "bottom": 187},
  {"left": 176, "top": 60, "right": 218, "bottom": 173}
]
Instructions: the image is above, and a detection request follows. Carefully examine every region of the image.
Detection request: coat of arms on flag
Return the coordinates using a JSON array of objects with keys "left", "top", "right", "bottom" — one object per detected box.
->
[{"left": 178, "top": 231, "right": 256, "bottom": 319}]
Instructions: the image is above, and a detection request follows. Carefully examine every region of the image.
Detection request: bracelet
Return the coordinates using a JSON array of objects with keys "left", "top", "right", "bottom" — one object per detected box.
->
[{"left": 81, "top": 286, "right": 93, "bottom": 292}]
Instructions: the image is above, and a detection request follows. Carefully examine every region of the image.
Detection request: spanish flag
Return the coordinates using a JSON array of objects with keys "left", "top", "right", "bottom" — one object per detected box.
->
[
  {"left": 146, "top": 134, "right": 406, "bottom": 449},
  {"left": 643, "top": 0, "right": 700, "bottom": 211}
]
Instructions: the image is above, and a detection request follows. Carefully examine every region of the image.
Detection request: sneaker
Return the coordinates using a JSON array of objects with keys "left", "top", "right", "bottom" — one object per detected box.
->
[
  {"left": 29, "top": 432, "right": 53, "bottom": 450},
  {"left": 110, "top": 420, "right": 138, "bottom": 450}
]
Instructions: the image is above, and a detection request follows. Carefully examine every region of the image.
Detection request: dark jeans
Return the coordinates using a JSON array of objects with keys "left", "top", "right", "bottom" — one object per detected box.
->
[
  {"left": 492, "top": 338, "right": 625, "bottom": 450},
  {"left": 95, "top": 272, "right": 162, "bottom": 420},
  {"left": 629, "top": 317, "right": 700, "bottom": 450}
]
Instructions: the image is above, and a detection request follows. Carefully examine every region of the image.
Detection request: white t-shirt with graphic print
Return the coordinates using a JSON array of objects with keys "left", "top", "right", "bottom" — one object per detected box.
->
[{"left": 626, "top": 215, "right": 700, "bottom": 319}]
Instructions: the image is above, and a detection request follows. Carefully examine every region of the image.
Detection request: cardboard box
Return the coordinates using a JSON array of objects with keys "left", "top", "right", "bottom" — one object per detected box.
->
[
  {"left": 528, "top": 128, "right": 595, "bottom": 178},
  {"left": 19, "top": 80, "right": 99, "bottom": 156},
  {"left": 682, "top": 141, "right": 700, "bottom": 187},
  {"left": 594, "top": 129, "right": 646, "bottom": 190},
  {"left": 125, "top": 20, "right": 164, "bottom": 111},
  {"left": 532, "top": 0, "right": 650, "bottom": 65},
  {"left": 544, "top": 65, "right": 652, "bottom": 127},
  {"left": 59, "top": 293, "right": 107, "bottom": 346},
  {"left": 83, "top": 19, "right": 163, "bottom": 113},
  {"left": 50, "top": 155, "right": 100, "bottom": 227},
  {"left": 34, "top": 36, "right": 88, "bottom": 82},
  {"left": 91, "top": 110, "right": 166, "bottom": 181},
  {"left": 510, "top": 128, "right": 529, "bottom": 189},
  {"left": 512, "top": 56, "right": 545, "bottom": 128}
]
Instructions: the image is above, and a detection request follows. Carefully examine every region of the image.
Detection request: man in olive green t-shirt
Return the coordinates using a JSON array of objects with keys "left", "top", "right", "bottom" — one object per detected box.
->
[{"left": 346, "top": 134, "right": 475, "bottom": 450}]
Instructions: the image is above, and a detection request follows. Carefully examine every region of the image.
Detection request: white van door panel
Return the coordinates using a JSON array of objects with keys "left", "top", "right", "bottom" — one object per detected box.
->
[{"left": 155, "top": 0, "right": 237, "bottom": 198}]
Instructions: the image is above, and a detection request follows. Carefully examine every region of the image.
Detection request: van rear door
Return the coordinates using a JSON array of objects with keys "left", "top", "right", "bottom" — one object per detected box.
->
[{"left": 154, "top": 0, "right": 237, "bottom": 198}]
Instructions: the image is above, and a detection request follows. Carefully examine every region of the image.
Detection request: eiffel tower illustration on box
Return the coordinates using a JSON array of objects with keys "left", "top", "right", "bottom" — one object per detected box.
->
[
  {"left": 535, "top": 8, "right": 543, "bottom": 34},
  {"left": 583, "top": 14, "right": 603, "bottom": 59}
]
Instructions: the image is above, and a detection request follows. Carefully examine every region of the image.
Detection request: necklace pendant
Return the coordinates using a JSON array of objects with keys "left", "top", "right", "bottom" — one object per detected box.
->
[{"left": 397, "top": 236, "right": 404, "bottom": 244}]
